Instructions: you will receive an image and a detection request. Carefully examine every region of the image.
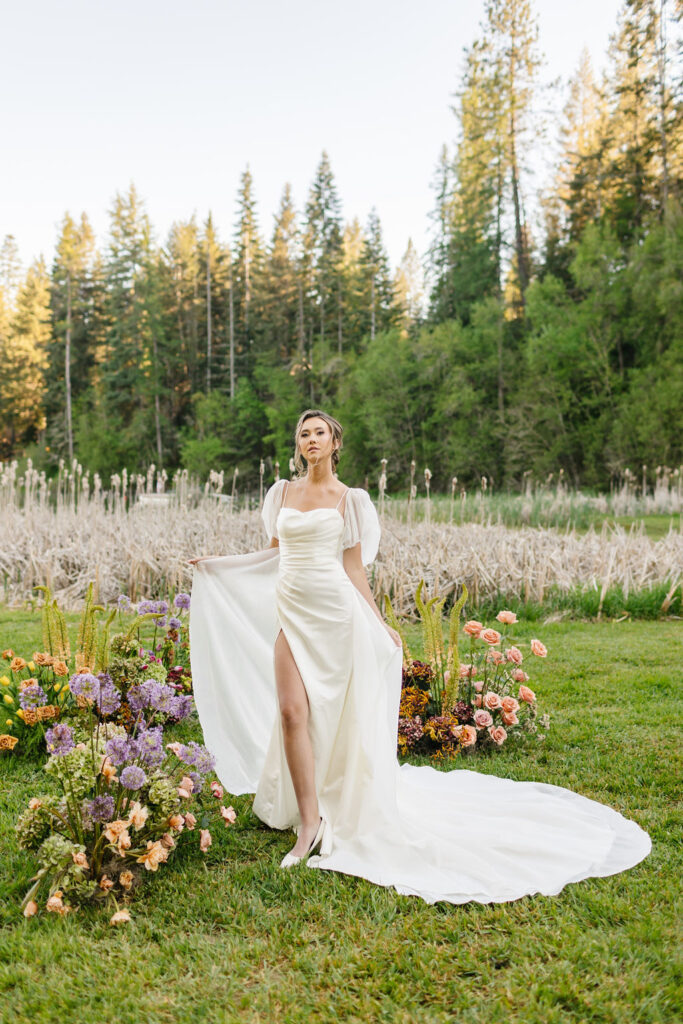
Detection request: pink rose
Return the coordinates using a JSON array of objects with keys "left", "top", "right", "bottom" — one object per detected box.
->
[
  {"left": 166, "top": 742, "right": 183, "bottom": 756},
  {"left": 183, "top": 812, "right": 197, "bottom": 830},
  {"left": 512, "top": 669, "right": 529, "bottom": 683},
  {"left": 474, "top": 709, "right": 493, "bottom": 729},
  {"left": 178, "top": 775, "right": 194, "bottom": 799},
  {"left": 199, "top": 829, "right": 212, "bottom": 852},
  {"left": 487, "top": 650, "right": 504, "bottom": 664},
  {"left": 501, "top": 696, "right": 520, "bottom": 714},
  {"left": 483, "top": 691, "right": 501, "bottom": 711},
  {"left": 474, "top": 695, "right": 482, "bottom": 707},
  {"left": 480, "top": 628, "right": 501, "bottom": 646},
  {"left": 530, "top": 639, "right": 547, "bottom": 657},
  {"left": 464, "top": 620, "right": 483, "bottom": 638},
  {"left": 473, "top": 679, "right": 484, "bottom": 692},
  {"left": 220, "top": 805, "right": 237, "bottom": 825},
  {"left": 210, "top": 781, "right": 224, "bottom": 800},
  {"left": 505, "top": 646, "right": 523, "bottom": 665},
  {"left": 519, "top": 685, "right": 536, "bottom": 703},
  {"left": 459, "top": 664, "right": 476, "bottom": 678},
  {"left": 501, "top": 711, "right": 518, "bottom": 726},
  {"left": 458, "top": 725, "right": 477, "bottom": 747},
  {"left": 496, "top": 610, "right": 518, "bottom": 625},
  {"left": 488, "top": 725, "right": 507, "bottom": 745}
]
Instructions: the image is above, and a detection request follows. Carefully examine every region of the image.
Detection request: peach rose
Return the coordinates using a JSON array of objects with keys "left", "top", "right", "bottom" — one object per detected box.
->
[
  {"left": 480, "top": 628, "right": 501, "bottom": 646},
  {"left": 501, "top": 696, "right": 520, "bottom": 714},
  {"left": 127, "top": 801, "right": 149, "bottom": 831},
  {"left": 178, "top": 775, "right": 194, "bottom": 799},
  {"left": 459, "top": 664, "right": 476, "bottom": 678},
  {"left": 220, "top": 805, "right": 237, "bottom": 825},
  {"left": 137, "top": 840, "right": 168, "bottom": 871},
  {"left": 530, "top": 639, "right": 547, "bottom": 657},
  {"left": 199, "top": 829, "right": 212, "bottom": 852},
  {"left": 474, "top": 695, "right": 482, "bottom": 707},
  {"left": 168, "top": 814, "right": 185, "bottom": 831},
  {"left": 28, "top": 797, "right": 43, "bottom": 810},
  {"left": 458, "top": 725, "right": 477, "bottom": 748},
  {"left": 505, "top": 646, "right": 523, "bottom": 665},
  {"left": 512, "top": 669, "right": 529, "bottom": 683},
  {"left": 519, "top": 685, "right": 536, "bottom": 703},
  {"left": 488, "top": 725, "right": 507, "bottom": 745},
  {"left": 501, "top": 711, "right": 519, "bottom": 726},
  {"left": 166, "top": 741, "right": 183, "bottom": 756},
  {"left": 463, "top": 620, "right": 483, "bottom": 638},
  {"left": 160, "top": 832, "right": 176, "bottom": 851},
  {"left": 119, "top": 870, "right": 134, "bottom": 890},
  {"left": 52, "top": 660, "right": 68, "bottom": 677},
  {"left": 483, "top": 691, "right": 501, "bottom": 711},
  {"left": 103, "top": 819, "right": 129, "bottom": 843},
  {"left": 72, "top": 851, "right": 89, "bottom": 869},
  {"left": 496, "top": 610, "right": 518, "bottom": 625},
  {"left": 110, "top": 909, "right": 131, "bottom": 925},
  {"left": 487, "top": 650, "right": 504, "bottom": 665},
  {"left": 116, "top": 830, "right": 132, "bottom": 854},
  {"left": 1, "top": 649, "right": 14, "bottom": 660},
  {"left": 23, "top": 899, "right": 38, "bottom": 918},
  {"left": 473, "top": 709, "right": 493, "bottom": 729},
  {"left": 99, "top": 875, "right": 114, "bottom": 891},
  {"left": 46, "top": 891, "right": 70, "bottom": 915},
  {"left": 10, "top": 657, "right": 26, "bottom": 673},
  {"left": 210, "top": 781, "right": 224, "bottom": 800},
  {"left": 184, "top": 812, "right": 197, "bottom": 830},
  {"left": 32, "top": 652, "right": 53, "bottom": 666}
]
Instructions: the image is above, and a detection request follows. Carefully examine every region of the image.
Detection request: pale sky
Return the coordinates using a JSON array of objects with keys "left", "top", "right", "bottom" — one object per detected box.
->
[{"left": 1, "top": 0, "right": 623, "bottom": 274}]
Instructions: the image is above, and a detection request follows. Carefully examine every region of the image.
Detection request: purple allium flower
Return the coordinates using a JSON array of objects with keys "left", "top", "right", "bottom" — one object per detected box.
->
[
  {"left": 178, "top": 740, "right": 216, "bottom": 774},
  {"left": 19, "top": 682, "right": 47, "bottom": 709},
  {"left": 137, "top": 725, "right": 164, "bottom": 766},
  {"left": 105, "top": 734, "right": 138, "bottom": 766},
  {"left": 117, "top": 594, "right": 131, "bottom": 610},
  {"left": 120, "top": 764, "right": 147, "bottom": 790},
  {"left": 94, "top": 672, "right": 121, "bottom": 716},
  {"left": 188, "top": 770, "right": 203, "bottom": 794},
  {"left": 174, "top": 593, "right": 191, "bottom": 610},
  {"left": 137, "top": 599, "right": 155, "bottom": 616},
  {"left": 156, "top": 616, "right": 167, "bottom": 629},
  {"left": 45, "top": 722, "right": 75, "bottom": 756},
  {"left": 87, "top": 794, "right": 115, "bottom": 822},
  {"left": 69, "top": 672, "right": 100, "bottom": 700},
  {"left": 154, "top": 600, "right": 169, "bottom": 615},
  {"left": 172, "top": 694, "right": 194, "bottom": 721},
  {"left": 168, "top": 617, "right": 182, "bottom": 630}
]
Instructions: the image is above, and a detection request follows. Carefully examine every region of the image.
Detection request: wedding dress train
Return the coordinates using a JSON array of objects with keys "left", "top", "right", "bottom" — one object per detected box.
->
[{"left": 189, "top": 480, "right": 651, "bottom": 905}]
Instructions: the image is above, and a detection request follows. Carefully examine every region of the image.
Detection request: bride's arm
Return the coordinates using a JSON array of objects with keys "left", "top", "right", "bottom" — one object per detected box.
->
[{"left": 343, "top": 543, "right": 401, "bottom": 646}]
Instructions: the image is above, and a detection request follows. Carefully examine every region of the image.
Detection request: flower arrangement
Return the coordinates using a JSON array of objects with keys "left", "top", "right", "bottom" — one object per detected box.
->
[
  {"left": 0, "top": 585, "right": 194, "bottom": 755},
  {"left": 16, "top": 668, "right": 234, "bottom": 923},
  {"left": 386, "top": 582, "right": 550, "bottom": 757}
]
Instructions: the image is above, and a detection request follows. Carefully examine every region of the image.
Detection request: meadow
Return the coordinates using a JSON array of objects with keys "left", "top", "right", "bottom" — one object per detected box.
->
[{"left": 0, "top": 609, "right": 680, "bottom": 1024}]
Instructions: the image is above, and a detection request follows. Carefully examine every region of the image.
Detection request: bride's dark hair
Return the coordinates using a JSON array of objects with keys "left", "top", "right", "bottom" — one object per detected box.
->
[{"left": 293, "top": 409, "right": 344, "bottom": 477}]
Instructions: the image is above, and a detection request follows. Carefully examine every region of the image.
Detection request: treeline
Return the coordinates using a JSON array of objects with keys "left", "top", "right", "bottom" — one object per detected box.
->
[{"left": 0, "top": 0, "right": 681, "bottom": 492}]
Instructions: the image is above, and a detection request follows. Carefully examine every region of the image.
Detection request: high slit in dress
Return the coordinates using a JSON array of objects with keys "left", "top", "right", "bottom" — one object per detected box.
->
[{"left": 189, "top": 479, "right": 651, "bottom": 904}]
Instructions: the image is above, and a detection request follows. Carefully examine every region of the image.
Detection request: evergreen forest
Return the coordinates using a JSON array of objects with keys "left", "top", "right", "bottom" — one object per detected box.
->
[{"left": 0, "top": 0, "right": 681, "bottom": 493}]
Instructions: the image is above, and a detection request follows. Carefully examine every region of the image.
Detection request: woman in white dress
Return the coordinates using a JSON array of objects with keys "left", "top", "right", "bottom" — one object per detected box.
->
[{"left": 189, "top": 409, "right": 651, "bottom": 904}]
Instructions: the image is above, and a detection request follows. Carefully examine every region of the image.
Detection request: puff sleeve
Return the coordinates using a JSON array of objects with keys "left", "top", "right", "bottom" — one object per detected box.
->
[
  {"left": 341, "top": 488, "right": 381, "bottom": 566},
  {"left": 261, "top": 479, "right": 286, "bottom": 541}
]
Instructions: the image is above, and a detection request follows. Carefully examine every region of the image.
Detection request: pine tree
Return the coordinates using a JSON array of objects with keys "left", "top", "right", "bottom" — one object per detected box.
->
[
  {"left": 394, "top": 239, "right": 425, "bottom": 330},
  {"left": 359, "top": 209, "right": 395, "bottom": 342},
  {"left": 233, "top": 166, "right": 264, "bottom": 371}
]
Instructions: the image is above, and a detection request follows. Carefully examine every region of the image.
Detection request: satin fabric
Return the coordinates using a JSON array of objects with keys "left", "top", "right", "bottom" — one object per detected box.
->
[{"left": 189, "top": 482, "right": 651, "bottom": 904}]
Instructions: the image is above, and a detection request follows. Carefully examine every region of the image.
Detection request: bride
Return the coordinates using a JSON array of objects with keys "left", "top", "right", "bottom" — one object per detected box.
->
[{"left": 188, "top": 409, "right": 651, "bottom": 904}]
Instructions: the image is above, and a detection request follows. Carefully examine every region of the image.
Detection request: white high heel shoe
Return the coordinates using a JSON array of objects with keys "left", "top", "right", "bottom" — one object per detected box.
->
[{"left": 279, "top": 816, "right": 325, "bottom": 869}]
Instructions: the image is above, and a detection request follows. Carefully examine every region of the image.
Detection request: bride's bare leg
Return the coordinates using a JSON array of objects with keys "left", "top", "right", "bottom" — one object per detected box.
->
[{"left": 274, "top": 629, "right": 321, "bottom": 857}]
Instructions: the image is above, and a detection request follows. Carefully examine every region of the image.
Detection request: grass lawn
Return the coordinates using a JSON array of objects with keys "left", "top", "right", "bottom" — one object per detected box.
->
[{"left": 0, "top": 611, "right": 681, "bottom": 1024}]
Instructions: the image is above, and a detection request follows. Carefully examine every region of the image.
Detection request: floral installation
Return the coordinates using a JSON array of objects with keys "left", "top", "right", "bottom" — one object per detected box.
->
[
  {"left": 387, "top": 582, "right": 550, "bottom": 757},
  {"left": 1, "top": 585, "right": 195, "bottom": 755},
  {"left": 16, "top": 667, "right": 234, "bottom": 922}
]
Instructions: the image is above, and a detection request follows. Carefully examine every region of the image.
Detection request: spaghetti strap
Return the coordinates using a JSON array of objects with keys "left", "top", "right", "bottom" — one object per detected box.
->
[
  {"left": 335, "top": 487, "right": 349, "bottom": 513},
  {"left": 281, "top": 480, "right": 290, "bottom": 509}
]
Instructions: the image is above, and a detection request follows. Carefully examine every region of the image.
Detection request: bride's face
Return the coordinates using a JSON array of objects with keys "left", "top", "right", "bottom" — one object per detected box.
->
[{"left": 298, "top": 417, "right": 336, "bottom": 468}]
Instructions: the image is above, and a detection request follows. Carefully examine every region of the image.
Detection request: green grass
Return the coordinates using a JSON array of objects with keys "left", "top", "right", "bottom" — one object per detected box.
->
[{"left": 0, "top": 615, "right": 681, "bottom": 1024}]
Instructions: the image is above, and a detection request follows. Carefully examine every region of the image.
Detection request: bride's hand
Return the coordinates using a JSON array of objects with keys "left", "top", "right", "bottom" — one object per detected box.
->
[
  {"left": 187, "top": 557, "right": 209, "bottom": 565},
  {"left": 384, "top": 624, "right": 402, "bottom": 648}
]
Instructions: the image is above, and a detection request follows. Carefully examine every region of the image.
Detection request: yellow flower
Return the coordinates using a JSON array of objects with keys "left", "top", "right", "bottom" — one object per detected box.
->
[
  {"left": 0, "top": 676, "right": 10, "bottom": 686},
  {"left": 3, "top": 694, "right": 13, "bottom": 706},
  {"left": 0, "top": 734, "right": 18, "bottom": 750},
  {"left": 27, "top": 661, "right": 35, "bottom": 671},
  {"left": 16, "top": 709, "right": 24, "bottom": 719},
  {"left": 5, "top": 719, "right": 13, "bottom": 726}
]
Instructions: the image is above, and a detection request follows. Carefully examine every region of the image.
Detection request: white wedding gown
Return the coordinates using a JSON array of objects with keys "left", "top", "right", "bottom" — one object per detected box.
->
[{"left": 189, "top": 480, "right": 651, "bottom": 905}]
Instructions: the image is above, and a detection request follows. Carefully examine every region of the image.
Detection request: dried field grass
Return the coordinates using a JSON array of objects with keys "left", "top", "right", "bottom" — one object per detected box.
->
[{"left": 1, "top": 499, "right": 681, "bottom": 615}]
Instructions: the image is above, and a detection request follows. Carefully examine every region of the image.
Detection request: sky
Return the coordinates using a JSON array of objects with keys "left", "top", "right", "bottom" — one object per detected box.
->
[{"left": 0, "top": 0, "right": 624, "bottom": 274}]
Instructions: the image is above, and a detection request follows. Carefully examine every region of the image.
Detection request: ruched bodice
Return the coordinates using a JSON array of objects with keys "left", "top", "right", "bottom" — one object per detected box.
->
[{"left": 276, "top": 507, "right": 346, "bottom": 571}]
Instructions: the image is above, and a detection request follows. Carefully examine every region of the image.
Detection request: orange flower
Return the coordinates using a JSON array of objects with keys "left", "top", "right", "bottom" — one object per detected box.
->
[
  {"left": 103, "top": 820, "right": 130, "bottom": 843},
  {"left": 127, "top": 802, "right": 149, "bottom": 830},
  {"left": 1, "top": 649, "right": 14, "bottom": 660},
  {"left": 72, "top": 851, "right": 89, "bottom": 869},
  {"left": 119, "top": 870, "right": 134, "bottom": 890},
  {"left": 110, "top": 909, "right": 131, "bottom": 925},
  {"left": 496, "top": 610, "right": 518, "bottom": 625},
  {"left": 480, "top": 628, "right": 501, "bottom": 646},
  {"left": 168, "top": 814, "right": 185, "bottom": 831},
  {"left": 52, "top": 660, "right": 68, "bottom": 677},
  {"left": 183, "top": 812, "right": 197, "bottom": 830},
  {"left": 99, "top": 875, "right": 114, "bottom": 891},
  {"left": 136, "top": 840, "right": 168, "bottom": 871},
  {"left": 23, "top": 899, "right": 38, "bottom": 918},
  {"left": 199, "top": 829, "right": 212, "bottom": 852},
  {"left": 10, "top": 657, "right": 26, "bottom": 673},
  {"left": 32, "top": 652, "right": 54, "bottom": 666},
  {"left": 22, "top": 709, "right": 39, "bottom": 726},
  {"left": 100, "top": 756, "right": 118, "bottom": 785},
  {"left": 0, "top": 734, "right": 18, "bottom": 750},
  {"left": 530, "top": 639, "right": 547, "bottom": 658},
  {"left": 519, "top": 685, "right": 536, "bottom": 703},
  {"left": 463, "top": 620, "right": 483, "bottom": 638}
]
